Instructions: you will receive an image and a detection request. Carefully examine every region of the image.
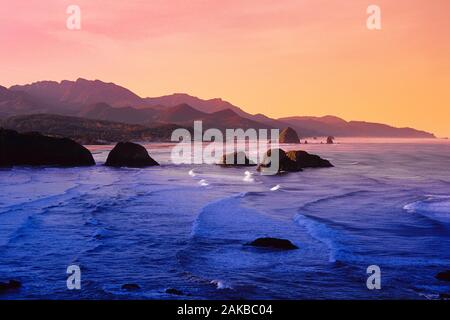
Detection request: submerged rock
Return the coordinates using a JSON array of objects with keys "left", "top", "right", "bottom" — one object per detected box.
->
[
  {"left": 0, "top": 280, "right": 22, "bottom": 293},
  {"left": 279, "top": 127, "right": 300, "bottom": 144},
  {"left": 247, "top": 237, "right": 299, "bottom": 250},
  {"left": 105, "top": 142, "right": 159, "bottom": 168},
  {"left": 166, "top": 288, "right": 184, "bottom": 296},
  {"left": 219, "top": 151, "right": 256, "bottom": 167},
  {"left": 0, "top": 128, "right": 95, "bottom": 167},
  {"left": 286, "top": 150, "right": 333, "bottom": 168},
  {"left": 435, "top": 270, "right": 450, "bottom": 281},
  {"left": 121, "top": 283, "right": 141, "bottom": 291}
]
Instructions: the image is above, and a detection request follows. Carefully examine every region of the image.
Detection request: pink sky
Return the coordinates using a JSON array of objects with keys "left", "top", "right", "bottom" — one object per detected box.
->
[{"left": 1, "top": 0, "right": 449, "bottom": 137}]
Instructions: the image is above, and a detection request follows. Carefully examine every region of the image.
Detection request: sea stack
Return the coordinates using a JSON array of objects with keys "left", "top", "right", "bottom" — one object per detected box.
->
[
  {"left": 286, "top": 150, "right": 333, "bottom": 168},
  {"left": 105, "top": 142, "right": 159, "bottom": 168},
  {"left": 279, "top": 127, "right": 300, "bottom": 144},
  {"left": 257, "top": 148, "right": 333, "bottom": 174},
  {"left": 257, "top": 148, "right": 302, "bottom": 173},
  {"left": 326, "top": 136, "right": 335, "bottom": 144},
  {"left": 0, "top": 128, "right": 95, "bottom": 167}
]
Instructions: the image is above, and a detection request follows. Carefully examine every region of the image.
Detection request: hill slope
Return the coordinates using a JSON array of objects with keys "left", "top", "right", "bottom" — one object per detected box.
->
[{"left": 0, "top": 114, "right": 182, "bottom": 144}]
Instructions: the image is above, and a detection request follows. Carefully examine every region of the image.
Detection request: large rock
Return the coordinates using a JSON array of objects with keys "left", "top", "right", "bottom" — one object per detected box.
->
[
  {"left": 286, "top": 150, "right": 333, "bottom": 168},
  {"left": 105, "top": 142, "right": 159, "bottom": 167},
  {"left": 0, "top": 128, "right": 95, "bottom": 167},
  {"left": 247, "top": 237, "right": 299, "bottom": 250},
  {"left": 326, "top": 136, "right": 335, "bottom": 144},
  {"left": 279, "top": 127, "right": 300, "bottom": 144},
  {"left": 435, "top": 270, "right": 450, "bottom": 282},
  {"left": 258, "top": 148, "right": 333, "bottom": 173},
  {"left": 219, "top": 151, "right": 256, "bottom": 167},
  {"left": 257, "top": 148, "right": 302, "bottom": 173}
]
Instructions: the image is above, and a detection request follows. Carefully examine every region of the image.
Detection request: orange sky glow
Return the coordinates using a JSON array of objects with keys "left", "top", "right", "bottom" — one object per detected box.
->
[{"left": 1, "top": 0, "right": 449, "bottom": 137}]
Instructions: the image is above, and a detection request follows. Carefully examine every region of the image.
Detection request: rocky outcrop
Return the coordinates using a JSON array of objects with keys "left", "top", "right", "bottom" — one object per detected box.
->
[
  {"left": 105, "top": 142, "right": 159, "bottom": 168},
  {"left": 279, "top": 127, "right": 300, "bottom": 144},
  {"left": 257, "top": 148, "right": 333, "bottom": 173},
  {"left": 0, "top": 128, "right": 95, "bottom": 167},
  {"left": 247, "top": 237, "right": 298, "bottom": 250},
  {"left": 326, "top": 136, "right": 334, "bottom": 144},
  {"left": 0, "top": 280, "right": 22, "bottom": 293},
  {"left": 435, "top": 270, "right": 450, "bottom": 282},
  {"left": 219, "top": 151, "right": 256, "bottom": 167},
  {"left": 286, "top": 150, "right": 333, "bottom": 168},
  {"left": 257, "top": 148, "right": 302, "bottom": 173}
]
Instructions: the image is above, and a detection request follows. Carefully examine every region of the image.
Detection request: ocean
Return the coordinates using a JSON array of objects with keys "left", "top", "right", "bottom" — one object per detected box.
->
[{"left": 0, "top": 138, "right": 449, "bottom": 299}]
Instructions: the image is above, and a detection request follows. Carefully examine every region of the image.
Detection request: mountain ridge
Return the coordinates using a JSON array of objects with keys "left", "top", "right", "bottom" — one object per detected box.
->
[{"left": 3, "top": 79, "right": 436, "bottom": 138}]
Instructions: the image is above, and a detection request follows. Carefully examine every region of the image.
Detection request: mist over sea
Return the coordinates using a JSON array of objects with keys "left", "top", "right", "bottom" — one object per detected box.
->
[{"left": 0, "top": 138, "right": 449, "bottom": 299}]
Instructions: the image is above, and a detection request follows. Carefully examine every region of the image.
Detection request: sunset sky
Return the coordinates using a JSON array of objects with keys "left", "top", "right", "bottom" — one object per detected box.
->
[{"left": 1, "top": 0, "right": 449, "bottom": 137}]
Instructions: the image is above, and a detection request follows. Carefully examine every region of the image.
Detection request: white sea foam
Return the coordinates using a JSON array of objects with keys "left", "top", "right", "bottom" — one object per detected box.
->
[
  {"left": 211, "top": 279, "right": 233, "bottom": 290},
  {"left": 270, "top": 184, "right": 281, "bottom": 191},
  {"left": 188, "top": 169, "right": 196, "bottom": 177},
  {"left": 403, "top": 195, "right": 450, "bottom": 223},
  {"left": 243, "top": 171, "right": 254, "bottom": 182}
]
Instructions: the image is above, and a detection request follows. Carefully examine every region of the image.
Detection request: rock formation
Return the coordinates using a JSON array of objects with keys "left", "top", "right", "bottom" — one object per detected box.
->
[
  {"left": 105, "top": 142, "right": 159, "bottom": 168},
  {"left": 0, "top": 128, "right": 95, "bottom": 167}
]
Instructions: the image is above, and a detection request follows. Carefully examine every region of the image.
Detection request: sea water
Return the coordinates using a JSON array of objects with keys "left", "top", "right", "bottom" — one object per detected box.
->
[{"left": 0, "top": 139, "right": 449, "bottom": 299}]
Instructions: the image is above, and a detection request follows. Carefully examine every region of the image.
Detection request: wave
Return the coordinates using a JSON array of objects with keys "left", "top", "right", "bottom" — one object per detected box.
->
[
  {"left": 190, "top": 193, "right": 253, "bottom": 240},
  {"left": 294, "top": 213, "right": 449, "bottom": 267},
  {"left": 294, "top": 214, "right": 353, "bottom": 263},
  {"left": 404, "top": 195, "right": 450, "bottom": 224},
  {"left": 298, "top": 190, "right": 369, "bottom": 211}
]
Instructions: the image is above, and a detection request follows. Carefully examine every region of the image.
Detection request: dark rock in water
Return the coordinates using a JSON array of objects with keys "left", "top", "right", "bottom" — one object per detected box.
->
[
  {"left": 286, "top": 150, "right": 333, "bottom": 168},
  {"left": 279, "top": 127, "right": 300, "bottom": 144},
  {"left": 105, "top": 142, "right": 159, "bottom": 167},
  {"left": 247, "top": 237, "right": 299, "bottom": 250},
  {"left": 219, "top": 151, "right": 256, "bottom": 167},
  {"left": 326, "top": 136, "right": 334, "bottom": 144},
  {"left": 0, "top": 128, "right": 95, "bottom": 167},
  {"left": 439, "top": 293, "right": 450, "bottom": 300},
  {"left": 435, "top": 270, "right": 450, "bottom": 281},
  {"left": 166, "top": 288, "right": 183, "bottom": 296},
  {"left": 257, "top": 148, "right": 302, "bottom": 173},
  {"left": 121, "top": 283, "right": 141, "bottom": 291},
  {"left": 258, "top": 148, "right": 333, "bottom": 173},
  {"left": 0, "top": 280, "right": 22, "bottom": 292}
]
